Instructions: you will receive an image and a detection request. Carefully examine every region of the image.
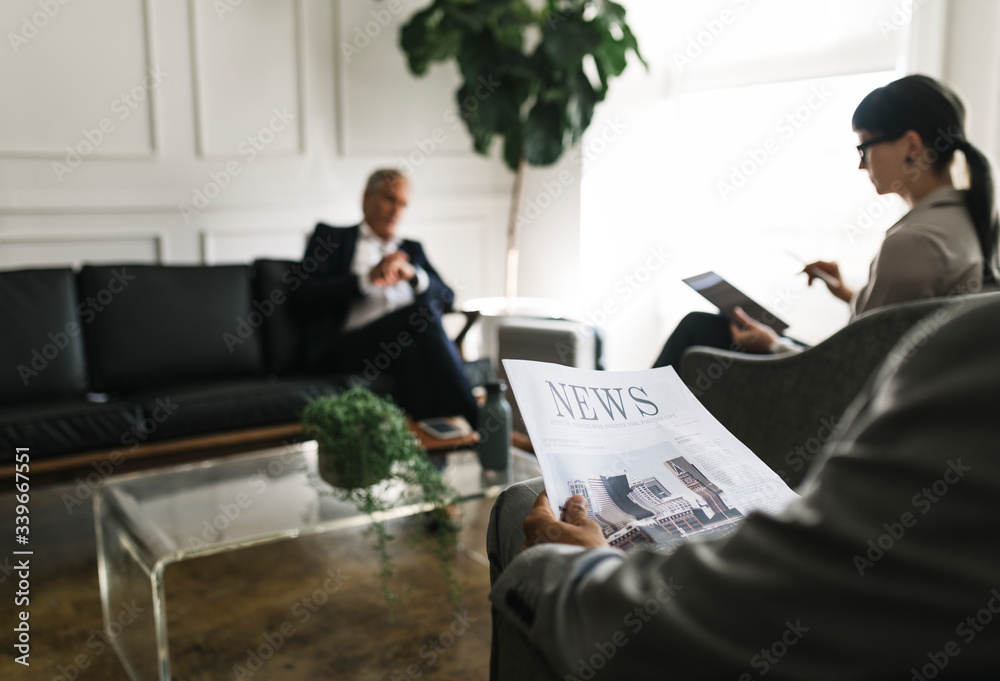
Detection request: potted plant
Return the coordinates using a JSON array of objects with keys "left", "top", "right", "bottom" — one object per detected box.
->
[
  {"left": 399, "top": 0, "right": 646, "bottom": 298},
  {"left": 301, "top": 387, "right": 461, "bottom": 616}
]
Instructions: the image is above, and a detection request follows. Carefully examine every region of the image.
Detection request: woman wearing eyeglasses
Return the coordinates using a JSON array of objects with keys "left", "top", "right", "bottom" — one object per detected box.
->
[{"left": 653, "top": 73, "right": 999, "bottom": 367}]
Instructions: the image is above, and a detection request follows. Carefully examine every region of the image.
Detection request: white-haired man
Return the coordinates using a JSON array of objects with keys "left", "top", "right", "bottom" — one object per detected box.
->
[{"left": 296, "top": 169, "right": 477, "bottom": 426}]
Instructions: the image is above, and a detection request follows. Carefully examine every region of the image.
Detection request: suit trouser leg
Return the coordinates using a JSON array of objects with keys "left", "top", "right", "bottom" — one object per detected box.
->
[
  {"left": 330, "top": 304, "right": 478, "bottom": 425},
  {"left": 652, "top": 311, "right": 734, "bottom": 369},
  {"left": 487, "top": 478, "right": 555, "bottom": 681}
]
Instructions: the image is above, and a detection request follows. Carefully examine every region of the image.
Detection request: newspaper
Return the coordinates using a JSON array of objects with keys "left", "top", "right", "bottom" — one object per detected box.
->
[{"left": 503, "top": 360, "right": 799, "bottom": 553}]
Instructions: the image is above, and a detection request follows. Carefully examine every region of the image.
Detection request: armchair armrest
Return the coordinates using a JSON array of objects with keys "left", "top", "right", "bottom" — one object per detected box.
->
[{"left": 680, "top": 294, "right": 994, "bottom": 488}]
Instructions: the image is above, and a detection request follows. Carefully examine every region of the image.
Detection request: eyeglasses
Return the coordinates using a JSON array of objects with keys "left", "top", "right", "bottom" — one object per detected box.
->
[{"left": 856, "top": 134, "right": 901, "bottom": 162}]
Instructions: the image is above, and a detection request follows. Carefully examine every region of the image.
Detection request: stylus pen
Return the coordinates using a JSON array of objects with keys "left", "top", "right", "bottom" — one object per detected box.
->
[{"left": 784, "top": 251, "right": 842, "bottom": 288}]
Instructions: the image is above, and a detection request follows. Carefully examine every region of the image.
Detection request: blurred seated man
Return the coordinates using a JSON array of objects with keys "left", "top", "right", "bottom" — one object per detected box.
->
[
  {"left": 488, "top": 295, "right": 1000, "bottom": 679},
  {"left": 295, "top": 169, "right": 477, "bottom": 426}
]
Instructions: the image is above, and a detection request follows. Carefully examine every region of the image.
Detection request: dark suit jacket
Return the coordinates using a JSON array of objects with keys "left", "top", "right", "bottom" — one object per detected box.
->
[
  {"left": 490, "top": 294, "right": 1000, "bottom": 679},
  {"left": 294, "top": 223, "right": 455, "bottom": 369}
]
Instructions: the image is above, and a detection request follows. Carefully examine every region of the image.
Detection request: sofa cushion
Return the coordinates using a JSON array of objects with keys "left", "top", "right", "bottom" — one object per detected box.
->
[
  {"left": 254, "top": 259, "right": 306, "bottom": 375},
  {"left": 0, "top": 399, "right": 143, "bottom": 463},
  {"left": 79, "top": 265, "right": 266, "bottom": 392},
  {"left": 125, "top": 375, "right": 396, "bottom": 442},
  {"left": 0, "top": 268, "right": 88, "bottom": 405}
]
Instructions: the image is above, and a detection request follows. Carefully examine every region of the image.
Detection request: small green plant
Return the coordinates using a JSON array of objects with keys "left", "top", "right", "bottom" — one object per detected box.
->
[{"left": 301, "top": 387, "right": 461, "bottom": 617}]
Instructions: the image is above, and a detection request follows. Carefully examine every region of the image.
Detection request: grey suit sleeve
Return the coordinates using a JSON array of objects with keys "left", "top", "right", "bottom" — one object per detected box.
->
[{"left": 491, "top": 298, "right": 1000, "bottom": 680}]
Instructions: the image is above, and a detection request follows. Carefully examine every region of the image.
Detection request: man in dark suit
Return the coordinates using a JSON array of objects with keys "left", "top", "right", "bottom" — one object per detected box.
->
[
  {"left": 295, "top": 169, "right": 477, "bottom": 426},
  {"left": 488, "top": 294, "right": 1000, "bottom": 679}
]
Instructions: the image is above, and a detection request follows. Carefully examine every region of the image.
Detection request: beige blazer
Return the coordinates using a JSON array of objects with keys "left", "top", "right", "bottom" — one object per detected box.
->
[{"left": 851, "top": 187, "right": 982, "bottom": 317}]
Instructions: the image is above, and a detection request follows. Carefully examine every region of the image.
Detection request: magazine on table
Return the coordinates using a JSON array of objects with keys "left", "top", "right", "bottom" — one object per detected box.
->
[{"left": 502, "top": 359, "right": 799, "bottom": 553}]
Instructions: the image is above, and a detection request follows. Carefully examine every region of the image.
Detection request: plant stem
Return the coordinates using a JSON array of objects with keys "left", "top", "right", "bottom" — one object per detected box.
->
[{"left": 370, "top": 517, "right": 401, "bottom": 622}]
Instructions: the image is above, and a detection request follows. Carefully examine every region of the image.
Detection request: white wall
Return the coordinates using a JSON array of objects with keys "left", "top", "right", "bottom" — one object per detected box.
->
[
  {"left": 514, "top": 155, "right": 583, "bottom": 302},
  {"left": 0, "top": 0, "right": 512, "bottom": 305},
  {"left": 3, "top": 0, "right": 998, "bottom": 323},
  {"left": 938, "top": 0, "right": 1000, "bottom": 161}
]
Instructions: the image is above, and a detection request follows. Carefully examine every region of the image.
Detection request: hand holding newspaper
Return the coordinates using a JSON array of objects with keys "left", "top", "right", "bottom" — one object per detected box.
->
[{"left": 503, "top": 360, "right": 799, "bottom": 553}]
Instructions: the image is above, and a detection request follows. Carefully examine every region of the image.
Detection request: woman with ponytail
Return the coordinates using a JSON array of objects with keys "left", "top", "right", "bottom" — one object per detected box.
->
[
  {"left": 802, "top": 73, "right": 998, "bottom": 320},
  {"left": 652, "top": 74, "right": 998, "bottom": 367}
]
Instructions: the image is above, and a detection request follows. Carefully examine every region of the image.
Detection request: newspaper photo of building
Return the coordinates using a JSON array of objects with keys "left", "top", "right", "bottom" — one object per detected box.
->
[{"left": 567, "top": 456, "right": 745, "bottom": 552}]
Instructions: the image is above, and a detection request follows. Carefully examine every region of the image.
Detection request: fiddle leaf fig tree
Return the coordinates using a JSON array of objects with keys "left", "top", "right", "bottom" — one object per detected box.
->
[{"left": 399, "top": 0, "right": 646, "bottom": 297}]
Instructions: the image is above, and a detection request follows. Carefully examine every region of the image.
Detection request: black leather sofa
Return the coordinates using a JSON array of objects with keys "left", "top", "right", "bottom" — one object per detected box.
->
[{"left": 0, "top": 261, "right": 489, "bottom": 475}]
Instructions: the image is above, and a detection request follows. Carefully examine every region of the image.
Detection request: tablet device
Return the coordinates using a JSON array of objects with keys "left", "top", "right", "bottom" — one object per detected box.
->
[
  {"left": 682, "top": 271, "right": 790, "bottom": 334},
  {"left": 417, "top": 417, "right": 470, "bottom": 440}
]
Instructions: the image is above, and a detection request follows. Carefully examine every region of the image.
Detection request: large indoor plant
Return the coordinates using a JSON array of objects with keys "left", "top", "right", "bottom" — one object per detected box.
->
[
  {"left": 399, "top": 0, "right": 646, "bottom": 298},
  {"left": 301, "top": 387, "right": 461, "bottom": 615}
]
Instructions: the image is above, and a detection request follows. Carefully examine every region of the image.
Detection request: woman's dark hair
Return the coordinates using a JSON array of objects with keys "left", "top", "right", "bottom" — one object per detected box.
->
[{"left": 853, "top": 74, "right": 999, "bottom": 283}]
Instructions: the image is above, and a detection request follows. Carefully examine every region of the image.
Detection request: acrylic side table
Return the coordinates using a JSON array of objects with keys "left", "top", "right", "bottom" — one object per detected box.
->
[{"left": 94, "top": 442, "right": 538, "bottom": 681}]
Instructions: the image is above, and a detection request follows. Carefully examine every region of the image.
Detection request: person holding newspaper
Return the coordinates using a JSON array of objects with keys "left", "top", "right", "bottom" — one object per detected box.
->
[
  {"left": 652, "top": 74, "right": 998, "bottom": 369},
  {"left": 487, "top": 294, "right": 1000, "bottom": 679}
]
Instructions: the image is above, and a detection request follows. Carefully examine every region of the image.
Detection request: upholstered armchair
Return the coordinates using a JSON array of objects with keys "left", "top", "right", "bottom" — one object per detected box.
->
[{"left": 679, "top": 291, "right": 1000, "bottom": 488}]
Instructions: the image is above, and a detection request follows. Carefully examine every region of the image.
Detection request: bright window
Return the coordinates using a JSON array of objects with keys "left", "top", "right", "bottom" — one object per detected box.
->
[{"left": 580, "top": 1, "right": 916, "bottom": 370}]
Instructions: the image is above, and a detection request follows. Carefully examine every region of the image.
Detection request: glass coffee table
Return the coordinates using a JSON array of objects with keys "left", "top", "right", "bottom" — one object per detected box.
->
[{"left": 94, "top": 442, "right": 539, "bottom": 681}]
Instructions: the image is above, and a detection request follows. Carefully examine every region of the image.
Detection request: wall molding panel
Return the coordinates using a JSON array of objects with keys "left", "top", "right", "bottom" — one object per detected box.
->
[
  {"left": 0, "top": 231, "right": 166, "bottom": 269},
  {"left": 199, "top": 227, "right": 312, "bottom": 265},
  {"left": 0, "top": 0, "right": 159, "bottom": 160},
  {"left": 187, "top": 0, "right": 307, "bottom": 160},
  {"left": 335, "top": 0, "right": 473, "bottom": 159}
]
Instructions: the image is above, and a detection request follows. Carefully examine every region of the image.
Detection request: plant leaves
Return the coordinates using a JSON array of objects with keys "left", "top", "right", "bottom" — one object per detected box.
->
[
  {"left": 455, "top": 84, "right": 495, "bottom": 154},
  {"left": 592, "top": 26, "right": 629, "bottom": 81},
  {"left": 565, "top": 68, "right": 597, "bottom": 143},
  {"left": 619, "top": 23, "right": 647, "bottom": 69},
  {"left": 400, "top": 4, "right": 464, "bottom": 75},
  {"left": 446, "top": 4, "right": 488, "bottom": 32},
  {"left": 540, "top": 15, "right": 602, "bottom": 68},
  {"left": 399, "top": 6, "right": 436, "bottom": 75},
  {"left": 400, "top": 0, "right": 645, "bottom": 169},
  {"left": 523, "top": 100, "right": 566, "bottom": 166},
  {"left": 488, "top": 1, "right": 532, "bottom": 50}
]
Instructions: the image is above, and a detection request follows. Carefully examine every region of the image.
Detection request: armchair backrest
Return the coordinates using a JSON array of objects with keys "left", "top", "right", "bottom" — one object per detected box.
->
[{"left": 680, "top": 292, "right": 1000, "bottom": 488}]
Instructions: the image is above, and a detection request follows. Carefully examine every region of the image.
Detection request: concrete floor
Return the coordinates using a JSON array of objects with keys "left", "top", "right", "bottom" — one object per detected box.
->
[{"left": 1, "top": 472, "right": 500, "bottom": 681}]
